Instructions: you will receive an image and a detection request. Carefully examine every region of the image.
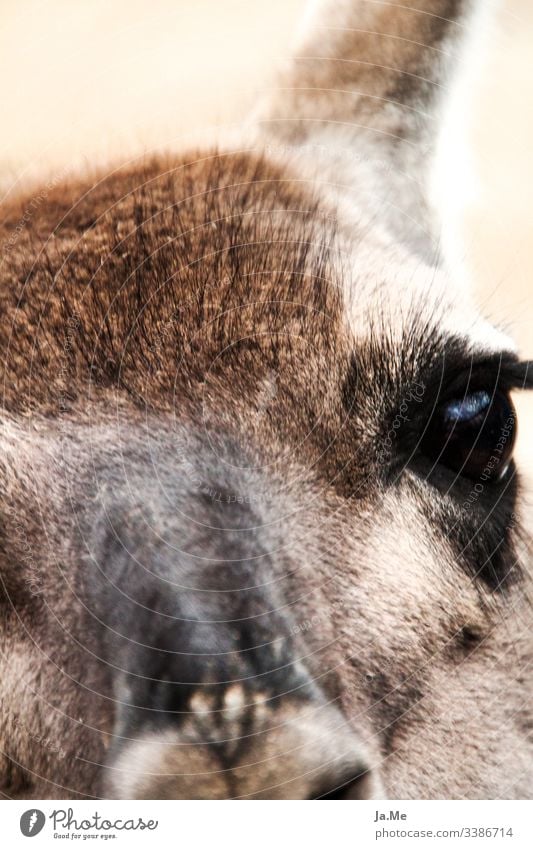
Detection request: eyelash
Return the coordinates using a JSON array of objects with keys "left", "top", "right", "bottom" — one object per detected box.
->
[
  {"left": 417, "top": 358, "right": 533, "bottom": 415},
  {"left": 385, "top": 358, "right": 531, "bottom": 477}
]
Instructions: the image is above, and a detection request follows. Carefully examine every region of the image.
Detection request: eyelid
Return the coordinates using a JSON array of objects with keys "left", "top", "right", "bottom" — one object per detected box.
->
[
  {"left": 503, "top": 360, "right": 533, "bottom": 390},
  {"left": 403, "top": 354, "right": 522, "bottom": 437},
  {"left": 427, "top": 354, "right": 528, "bottom": 402}
]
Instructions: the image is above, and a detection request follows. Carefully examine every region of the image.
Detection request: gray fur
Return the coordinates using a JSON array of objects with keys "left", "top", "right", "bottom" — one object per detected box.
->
[{"left": 0, "top": 0, "right": 531, "bottom": 799}]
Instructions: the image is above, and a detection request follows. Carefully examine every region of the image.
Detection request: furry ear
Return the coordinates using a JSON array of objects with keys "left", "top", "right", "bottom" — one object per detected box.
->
[{"left": 258, "top": 0, "right": 486, "bottom": 258}]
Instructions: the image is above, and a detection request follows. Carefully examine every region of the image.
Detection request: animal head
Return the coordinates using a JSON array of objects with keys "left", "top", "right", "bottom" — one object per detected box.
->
[{"left": 0, "top": 0, "right": 531, "bottom": 799}]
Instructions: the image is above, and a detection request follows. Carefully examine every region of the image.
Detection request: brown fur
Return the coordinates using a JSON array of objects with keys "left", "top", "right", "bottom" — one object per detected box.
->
[{"left": 0, "top": 1, "right": 531, "bottom": 799}]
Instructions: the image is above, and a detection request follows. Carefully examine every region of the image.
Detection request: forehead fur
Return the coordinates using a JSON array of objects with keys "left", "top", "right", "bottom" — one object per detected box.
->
[
  {"left": 0, "top": 148, "right": 510, "bottom": 429},
  {"left": 0, "top": 150, "right": 347, "bottom": 415}
]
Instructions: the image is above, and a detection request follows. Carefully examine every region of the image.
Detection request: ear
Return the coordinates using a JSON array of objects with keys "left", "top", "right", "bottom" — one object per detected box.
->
[{"left": 258, "top": 0, "right": 494, "bottom": 259}]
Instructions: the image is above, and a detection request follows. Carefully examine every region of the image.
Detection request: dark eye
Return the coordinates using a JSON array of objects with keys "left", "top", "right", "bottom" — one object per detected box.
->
[{"left": 421, "top": 389, "right": 516, "bottom": 481}]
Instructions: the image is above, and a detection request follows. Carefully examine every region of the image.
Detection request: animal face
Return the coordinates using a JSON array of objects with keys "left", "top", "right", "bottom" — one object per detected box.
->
[{"left": 1, "top": 1, "right": 532, "bottom": 799}]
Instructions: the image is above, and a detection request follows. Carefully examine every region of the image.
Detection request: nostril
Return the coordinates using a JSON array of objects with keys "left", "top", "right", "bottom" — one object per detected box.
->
[{"left": 313, "top": 768, "right": 375, "bottom": 800}]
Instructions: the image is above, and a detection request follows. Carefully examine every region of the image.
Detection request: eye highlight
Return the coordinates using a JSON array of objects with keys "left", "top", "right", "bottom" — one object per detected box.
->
[{"left": 421, "top": 389, "right": 517, "bottom": 481}]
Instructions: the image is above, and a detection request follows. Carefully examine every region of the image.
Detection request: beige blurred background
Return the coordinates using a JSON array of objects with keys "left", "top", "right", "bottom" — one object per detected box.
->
[{"left": 1, "top": 0, "right": 532, "bottom": 458}]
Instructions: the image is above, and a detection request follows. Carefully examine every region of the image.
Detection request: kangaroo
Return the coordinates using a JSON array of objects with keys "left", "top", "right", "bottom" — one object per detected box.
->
[{"left": 0, "top": 0, "right": 532, "bottom": 800}]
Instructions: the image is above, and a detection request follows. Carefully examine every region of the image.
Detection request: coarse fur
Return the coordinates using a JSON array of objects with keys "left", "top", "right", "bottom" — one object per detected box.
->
[{"left": 0, "top": 0, "right": 531, "bottom": 799}]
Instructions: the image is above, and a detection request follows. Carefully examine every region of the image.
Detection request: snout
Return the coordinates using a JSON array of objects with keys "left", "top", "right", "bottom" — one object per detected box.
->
[
  {"left": 102, "top": 598, "right": 380, "bottom": 799},
  {"left": 106, "top": 686, "right": 378, "bottom": 799},
  {"left": 86, "top": 450, "right": 381, "bottom": 799}
]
